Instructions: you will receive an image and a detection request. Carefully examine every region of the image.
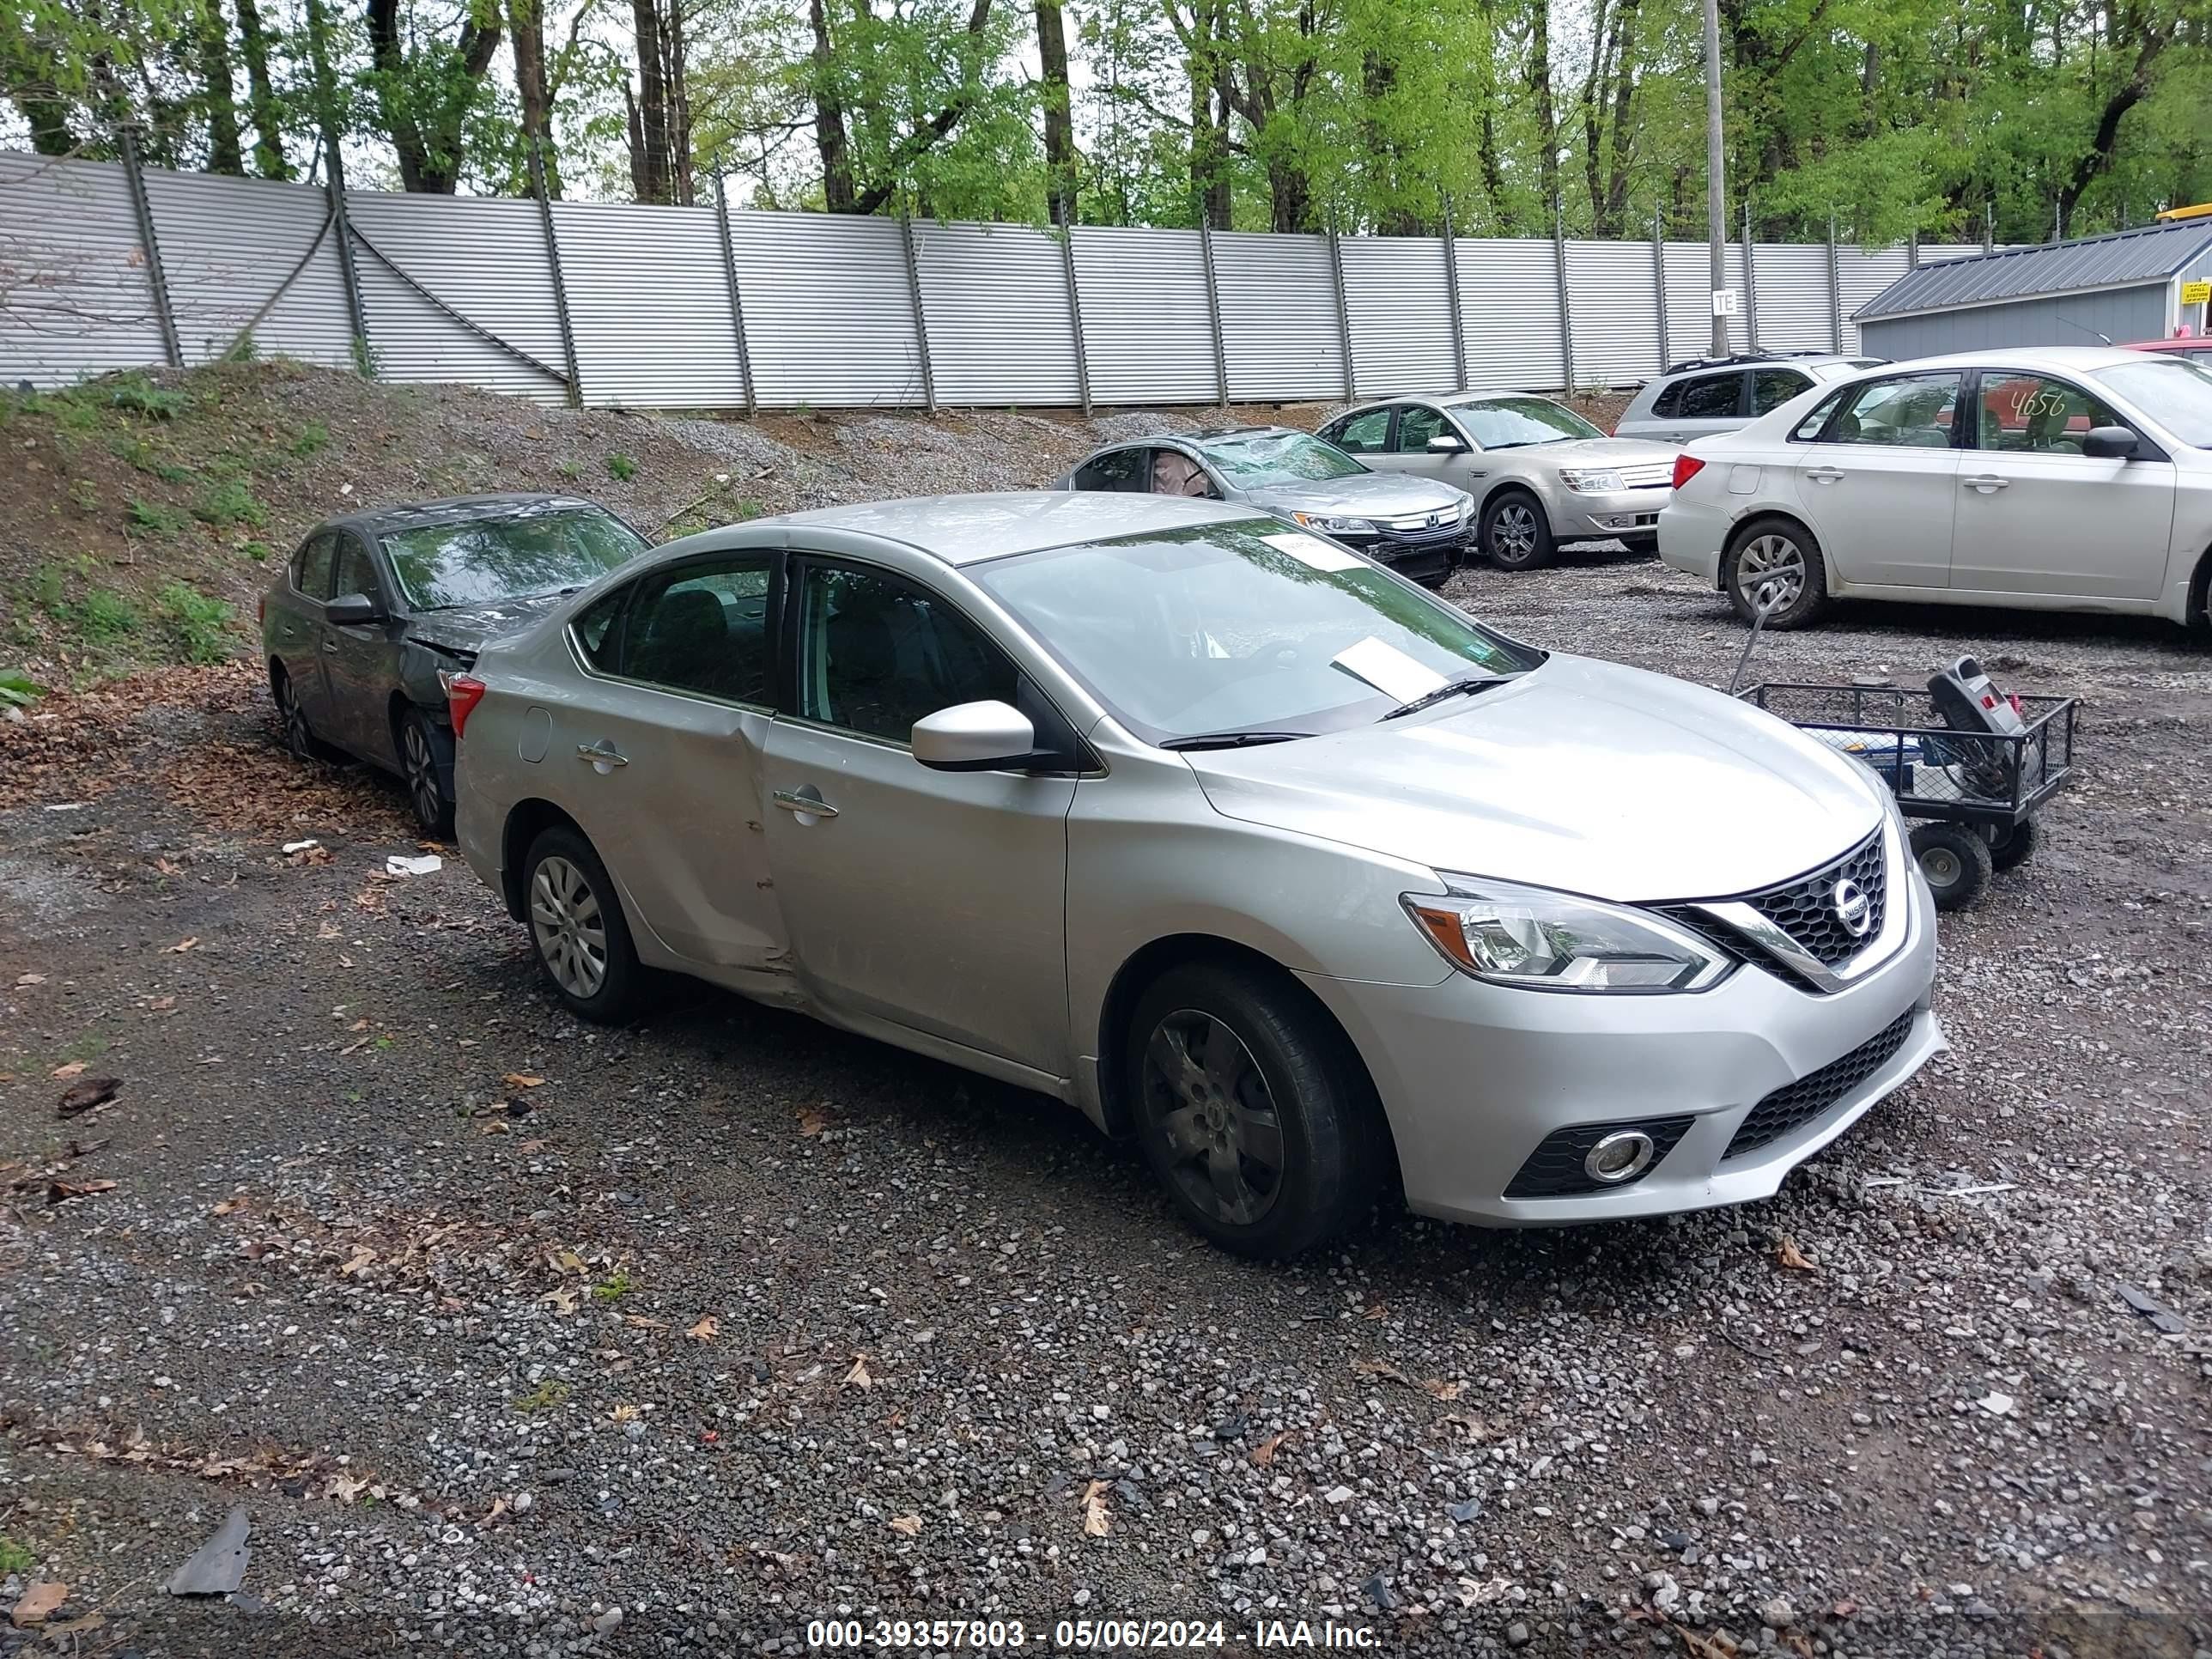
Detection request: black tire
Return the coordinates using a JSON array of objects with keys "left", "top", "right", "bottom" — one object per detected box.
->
[
  {"left": 1480, "top": 490, "right": 1556, "bottom": 571},
  {"left": 1911, "top": 822, "right": 1994, "bottom": 912},
  {"left": 522, "top": 824, "right": 643, "bottom": 1023},
  {"left": 1122, "top": 960, "right": 1387, "bottom": 1260},
  {"left": 1722, "top": 516, "right": 1829, "bottom": 629},
  {"left": 1990, "top": 816, "right": 2039, "bottom": 873},
  {"left": 272, "top": 664, "right": 345, "bottom": 763},
  {"left": 1616, "top": 535, "right": 1660, "bottom": 557},
  {"left": 398, "top": 706, "right": 455, "bottom": 840}
]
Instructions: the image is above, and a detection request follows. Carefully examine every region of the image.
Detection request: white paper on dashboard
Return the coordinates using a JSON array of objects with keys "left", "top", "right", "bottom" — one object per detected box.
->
[
  {"left": 1259, "top": 531, "right": 1364, "bottom": 572},
  {"left": 1329, "top": 636, "right": 1447, "bottom": 703}
]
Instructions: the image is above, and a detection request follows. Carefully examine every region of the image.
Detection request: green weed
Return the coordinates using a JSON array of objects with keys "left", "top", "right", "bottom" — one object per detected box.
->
[
  {"left": 193, "top": 479, "right": 269, "bottom": 528},
  {"left": 240, "top": 539, "right": 273, "bottom": 562},
  {"left": 556, "top": 459, "right": 582, "bottom": 482},
  {"left": 606, "top": 453, "right": 637, "bottom": 482},
  {"left": 29, "top": 562, "right": 69, "bottom": 617},
  {"left": 78, "top": 588, "right": 140, "bottom": 640},
  {"left": 108, "top": 433, "right": 154, "bottom": 470},
  {"left": 128, "top": 498, "right": 191, "bottom": 538},
  {"left": 156, "top": 583, "right": 234, "bottom": 663},
  {"left": 591, "top": 1271, "right": 632, "bottom": 1301},
  {"left": 0, "top": 670, "right": 43, "bottom": 709},
  {"left": 70, "top": 477, "right": 99, "bottom": 514},
  {"left": 107, "top": 375, "right": 190, "bottom": 420},
  {"left": 289, "top": 421, "right": 330, "bottom": 459},
  {"left": 514, "top": 1379, "right": 570, "bottom": 1413},
  {"left": 0, "top": 1534, "right": 34, "bottom": 1577}
]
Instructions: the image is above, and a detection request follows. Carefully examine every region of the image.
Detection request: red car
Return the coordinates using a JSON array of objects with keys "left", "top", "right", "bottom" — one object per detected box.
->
[{"left": 2128, "top": 336, "right": 2212, "bottom": 367}]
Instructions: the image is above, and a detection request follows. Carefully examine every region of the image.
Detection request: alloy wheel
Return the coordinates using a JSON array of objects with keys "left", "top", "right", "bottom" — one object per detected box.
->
[
  {"left": 1490, "top": 501, "right": 1539, "bottom": 562},
  {"left": 403, "top": 721, "right": 443, "bottom": 831},
  {"left": 1735, "top": 533, "right": 1806, "bottom": 610},
  {"left": 530, "top": 855, "right": 608, "bottom": 999},
  {"left": 276, "top": 677, "right": 313, "bottom": 761},
  {"left": 1139, "top": 1009, "right": 1285, "bottom": 1228}
]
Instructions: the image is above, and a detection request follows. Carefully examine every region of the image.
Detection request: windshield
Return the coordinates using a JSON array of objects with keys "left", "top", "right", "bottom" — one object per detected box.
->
[
  {"left": 2093, "top": 358, "right": 2212, "bottom": 447},
  {"left": 1196, "top": 432, "right": 1368, "bottom": 484},
  {"left": 382, "top": 509, "right": 648, "bottom": 610},
  {"left": 1445, "top": 397, "right": 1605, "bottom": 449},
  {"left": 969, "top": 520, "right": 1540, "bottom": 744}
]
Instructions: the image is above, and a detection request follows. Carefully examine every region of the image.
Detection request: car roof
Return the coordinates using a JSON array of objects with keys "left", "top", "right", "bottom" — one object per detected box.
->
[
  {"left": 2128, "top": 337, "right": 2210, "bottom": 353},
  {"left": 321, "top": 493, "right": 605, "bottom": 537},
  {"left": 1836, "top": 346, "right": 2153, "bottom": 374},
  {"left": 1656, "top": 351, "right": 1868, "bottom": 376},
  {"left": 759, "top": 491, "right": 1259, "bottom": 567}
]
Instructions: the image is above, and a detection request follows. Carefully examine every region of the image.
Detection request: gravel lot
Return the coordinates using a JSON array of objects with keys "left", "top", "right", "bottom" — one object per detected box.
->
[{"left": 2, "top": 536, "right": 2209, "bottom": 1658}]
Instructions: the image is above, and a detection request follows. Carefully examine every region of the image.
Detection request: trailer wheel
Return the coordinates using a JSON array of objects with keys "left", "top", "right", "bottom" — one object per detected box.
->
[
  {"left": 1911, "top": 823, "right": 1993, "bottom": 911},
  {"left": 1989, "top": 817, "right": 2039, "bottom": 874}
]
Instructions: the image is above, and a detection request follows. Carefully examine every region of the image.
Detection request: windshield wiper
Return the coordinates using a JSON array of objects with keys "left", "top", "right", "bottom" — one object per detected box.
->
[
  {"left": 1159, "top": 729, "right": 1310, "bottom": 751},
  {"left": 1381, "top": 676, "right": 1508, "bottom": 720}
]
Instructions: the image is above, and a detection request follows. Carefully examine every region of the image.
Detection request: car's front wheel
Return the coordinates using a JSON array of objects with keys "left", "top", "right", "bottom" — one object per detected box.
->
[
  {"left": 1124, "top": 961, "right": 1387, "bottom": 1259},
  {"left": 398, "top": 707, "right": 455, "bottom": 839},
  {"left": 523, "top": 824, "right": 642, "bottom": 1023},
  {"left": 1723, "top": 517, "right": 1829, "bottom": 628},
  {"left": 1480, "top": 490, "right": 1555, "bottom": 571}
]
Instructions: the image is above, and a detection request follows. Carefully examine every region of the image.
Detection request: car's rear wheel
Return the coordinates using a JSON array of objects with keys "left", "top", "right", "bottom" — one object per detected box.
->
[
  {"left": 1480, "top": 491, "right": 1555, "bottom": 571},
  {"left": 524, "top": 825, "right": 642, "bottom": 1023},
  {"left": 272, "top": 665, "right": 341, "bottom": 763},
  {"left": 399, "top": 708, "right": 455, "bottom": 839},
  {"left": 1723, "top": 518, "right": 1828, "bottom": 628},
  {"left": 1124, "top": 961, "right": 1385, "bottom": 1259}
]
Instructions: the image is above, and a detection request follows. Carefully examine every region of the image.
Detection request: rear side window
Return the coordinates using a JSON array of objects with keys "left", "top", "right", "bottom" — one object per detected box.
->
[
  {"left": 1674, "top": 373, "right": 1745, "bottom": 419},
  {"left": 1073, "top": 449, "right": 1147, "bottom": 492},
  {"left": 1329, "top": 408, "right": 1392, "bottom": 453},
  {"left": 1825, "top": 372, "right": 1964, "bottom": 448},
  {"left": 1752, "top": 368, "right": 1813, "bottom": 414},
  {"left": 606, "top": 556, "right": 775, "bottom": 705},
  {"left": 1790, "top": 388, "right": 1850, "bottom": 441},
  {"left": 294, "top": 533, "right": 337, "bottom": 600},
  {"left": 573, "top": 591, "right": 624, "bottom": 670}
]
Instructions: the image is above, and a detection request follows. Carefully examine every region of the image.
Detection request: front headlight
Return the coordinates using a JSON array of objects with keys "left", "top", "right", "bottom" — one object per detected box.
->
[
  {"left": 1558, "top": 468, "right": 1626, "bottom": 493},
  {"left": 1291, "top": 510, "right": 1376, "bottom": 535},
  {"left": 1403, "top": 875, "right": 1732, "bottom": 994}
]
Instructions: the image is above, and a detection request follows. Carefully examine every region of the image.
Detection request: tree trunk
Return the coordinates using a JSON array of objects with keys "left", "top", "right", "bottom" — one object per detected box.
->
[
  {"left": 1036, "top": 0, "right": 1076, "bottom": 225},
  {"left": 195, "top": 0, "right": 245, "bottom": 174},
  {"left": 234, "top": 0, "right": 289, "bottom": 178},
  {"left": 629, "top": 0, "right": 672, "bottom": 201},
  {"left": 366, "top": 0, "right": 500, "bottom": 193},
  {"left": 1528, "top": 0, "right": 1558, "bottom": 215},
  {"left": 666, "top": 0, "right": 694, "bottom": 204},
  {"left": 807, "top": 0, "right": 856, "bottom": 211},
  {"left": 1187, "top": 0, "right": 1228, "bottom": 228},
  {"left": 1599, "top": 0, "right": 1641, "bottom": 234},
  {"left": 509, "top": 0, "right": 561, "bottom": 197}
]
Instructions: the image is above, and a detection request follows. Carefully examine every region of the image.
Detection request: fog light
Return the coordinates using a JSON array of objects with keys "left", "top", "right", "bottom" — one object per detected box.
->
[{"left": 1583, "top": 1130, "right": 1656, "bottom": 1185}]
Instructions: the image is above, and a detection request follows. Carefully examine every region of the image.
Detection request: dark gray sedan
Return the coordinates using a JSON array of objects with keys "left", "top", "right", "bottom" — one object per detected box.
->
[
  {"left": 260, "top": 494, "right": 647, "bottom": 835},
  {"left": 1056, "top": 427, "right": 1474, "bottom": 586}
]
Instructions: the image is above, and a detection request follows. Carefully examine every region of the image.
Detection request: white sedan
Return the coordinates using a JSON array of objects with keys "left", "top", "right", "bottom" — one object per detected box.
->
[{"left": 1658, "top": 347, "right": 2212, "bottom": 629}]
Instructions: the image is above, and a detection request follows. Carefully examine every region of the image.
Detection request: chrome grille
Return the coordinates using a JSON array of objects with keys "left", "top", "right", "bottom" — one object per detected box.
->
[
  {"left": 1746, "top": 833, "right": 1887, "bottom": 968},
  {"left": 1377, "top": 510, "right": 1468, "bottom": 538},
  {"left": 1617, "top": 462, "right": 1674, "bottom": 489},
  {"left": 1724, "top": 1012, "right": 1916, "bottom": 1160}
]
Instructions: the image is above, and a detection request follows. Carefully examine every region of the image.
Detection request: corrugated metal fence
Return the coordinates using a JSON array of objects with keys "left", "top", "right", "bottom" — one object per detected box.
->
[{"left": 1, "top": 149, "right": 1984, "bottom": 410}]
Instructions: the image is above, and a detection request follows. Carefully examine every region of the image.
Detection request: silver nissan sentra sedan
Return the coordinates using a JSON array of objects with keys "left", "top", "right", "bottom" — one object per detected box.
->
[{"left": 448, "top": 492, "right": 1944, "bottom": 1259}]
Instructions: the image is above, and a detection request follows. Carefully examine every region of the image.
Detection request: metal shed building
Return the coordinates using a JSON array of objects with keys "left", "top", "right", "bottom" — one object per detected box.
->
[{"left": 1855, "top": 219, "right": 2212, "bottom": 358}]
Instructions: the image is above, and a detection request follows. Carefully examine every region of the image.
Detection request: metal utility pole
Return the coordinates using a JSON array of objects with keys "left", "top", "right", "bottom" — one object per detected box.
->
[{"left": 1702, "top": 0, "right": 1729, "bottom": 356}]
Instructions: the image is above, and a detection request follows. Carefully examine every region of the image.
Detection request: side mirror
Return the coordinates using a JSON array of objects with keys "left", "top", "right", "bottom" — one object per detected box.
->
[
  {"left": 2081, "top": 425, "right": 2139, "bottom": 459},
  {"left": 912, "top": 700, "right": 1038, "bottom": 772},
  {"left": 1425, "top": 433, "right": 1468, "bottom": 454},
  {"left": 325, "top": 592, "right": 385, "bottom": 626}
]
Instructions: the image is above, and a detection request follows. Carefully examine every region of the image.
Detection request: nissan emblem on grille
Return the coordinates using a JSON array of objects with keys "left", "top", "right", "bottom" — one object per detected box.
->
[{"left": 1832, "top": 878, "right": 1872, "bottom": 938}]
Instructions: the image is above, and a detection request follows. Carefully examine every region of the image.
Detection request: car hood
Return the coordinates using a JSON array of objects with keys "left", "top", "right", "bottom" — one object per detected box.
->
[
  {"left": 1182, "top": 654, "right": 1885, "bottom": 902},
  {"left": 1243, "top": 471, "right": 1468, "bottom": 517},
  {"left": 1494, "top": 436, "right": 1681, "bottom": 469},
  {"left": 404, "top": 590, "right": 575, "bottom": 656}
]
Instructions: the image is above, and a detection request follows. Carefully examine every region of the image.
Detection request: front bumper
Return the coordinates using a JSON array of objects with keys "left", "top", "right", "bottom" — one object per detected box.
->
[
  {"left": 1552, "top": 486, "right": 1668, "bottom": 542},
  {"left": 1301, "top": 851, "right": 1942, "bottom": 1226}
]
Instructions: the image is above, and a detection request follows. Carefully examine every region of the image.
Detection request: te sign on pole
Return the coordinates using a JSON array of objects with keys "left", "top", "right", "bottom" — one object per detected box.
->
[{"left": 1711, "top": 288, "right": 1741, "bottom": 317}]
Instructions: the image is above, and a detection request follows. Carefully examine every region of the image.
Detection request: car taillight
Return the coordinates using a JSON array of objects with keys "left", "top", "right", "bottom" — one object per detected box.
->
[
  {"left": 1670, "top": 453, "right": 1706, "bottom": 490},
  {"left": 447, "top": 673, "right": 488, "bottom": 739}
]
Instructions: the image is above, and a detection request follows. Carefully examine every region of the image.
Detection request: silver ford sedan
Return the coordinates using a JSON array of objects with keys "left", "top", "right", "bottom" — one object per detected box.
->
[{"left": 449, "top": 492, "right": 1944, "bottom": 1258}]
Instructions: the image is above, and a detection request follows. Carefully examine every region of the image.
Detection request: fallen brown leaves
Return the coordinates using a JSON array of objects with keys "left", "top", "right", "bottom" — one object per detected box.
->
[
  {"left": 686, "top": 1314, "right": 720, "bottom": 1341},
  {"left": 1776, "top": 1237, "right": 1817, "bottom": 1273},
  {"left": 888, "top": 1513, "right": 921, "bottom": 1537},
  {"left": 1079, "top": 1479, "right": 1112, "bottom": 1537},
  {"left": 842, "top": 1354, "right": 873, "bottom": 1389},
  {"left": 9, "top": 1581, "right": 66, "bottom": 1628},
  {"left": 796, "top": 1105, "right": 832, "bottom": 1138},
  {"left": 1249, "top": 1430, "right": 1290, "bottom": 1467},
  {"left": 15, "top": 1421, "right": 401, "bottom": 1508},
  {"left": 56, "top": 1075, "right": 121, "bottom": 1117}
]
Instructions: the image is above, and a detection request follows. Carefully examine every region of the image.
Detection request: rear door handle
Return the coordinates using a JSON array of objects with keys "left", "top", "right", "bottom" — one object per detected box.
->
[
  {"left": 1804, "top": 468, "right": 1846, "bottom": 483},
  {"left": 575, "top": 740, "right": 629, "bottom": 768},
  {"left": 1962, "top": 474, "right": 2010, "bottom": 492},
  {"left": 773, "top": 786, "right": 838, "bottom": 820}
]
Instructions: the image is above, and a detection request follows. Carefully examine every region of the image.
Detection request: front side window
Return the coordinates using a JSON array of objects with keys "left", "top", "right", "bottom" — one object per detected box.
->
[
  {"left": 794, "top": 563, "right": 1017, "bottom": 744},
  {"left": 611, "top": 556, "right": 774, "bottom": 704},
  {"left": 1822, "top": 372, "right": 1963, "bottom": 448},
  {"left": 1073, "top": 448, "right": 1147, "bottom": 492},
  {"left": 2093, "top": 357, "right": 2212, "bottom": 447},
  {"left": 970, "top": 520, "right": 1539, "bottom": 746},
  {"left": 1329, "top": 409, "right": 1391, "bottom": 454},
  {"left": 1977, "top": 373, "right": 2123, "bottom": 454},
  {"left": 294, "top": 533, "right": 337, "bottom": 601},
  {"left": 1394, "top": 405, "right": 1451, "bottom": 452},
  {"left": 1150, "top": 448, "right": 1218, "bottom": 498},
  {"left": 1674, "top": 374, "right": 1746, "bottom": 420},
  {"left": 332, "top": 538, "right": 382, "bottom": 604},
  {"left": 1196, "top": 431, "right": 1367, "bottom": 483},
  {"left": 1752, "top": 368, "right": 1813, "bottom": 415},
  {"left": 381, "top": 507, "right": 647, "bottom": 611},
  {"left": 1445, "top": 396, "right": 1606, "bottom": 449}
]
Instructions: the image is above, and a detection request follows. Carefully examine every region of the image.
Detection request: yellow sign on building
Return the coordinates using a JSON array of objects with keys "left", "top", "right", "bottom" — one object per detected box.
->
[{"left": 2182, "top": 279, "right": 2212, "bottom": 307}]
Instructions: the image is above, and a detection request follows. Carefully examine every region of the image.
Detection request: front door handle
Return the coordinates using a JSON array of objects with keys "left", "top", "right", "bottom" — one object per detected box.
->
[
  {"left": 1804, "top": 467, "right": 1846, "bottom": 483},
  {"left": 575, "top": 739, "right": 629, "bottom": 769},
  {"left": 773, "top": 786, "right": 838, "bottom": 820},
  {"left": 1962, "top": 474, "right": 2010, "bottom": 492},
  {"left": 321, "top": 636, "right": 340, "bottom": 653}
]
